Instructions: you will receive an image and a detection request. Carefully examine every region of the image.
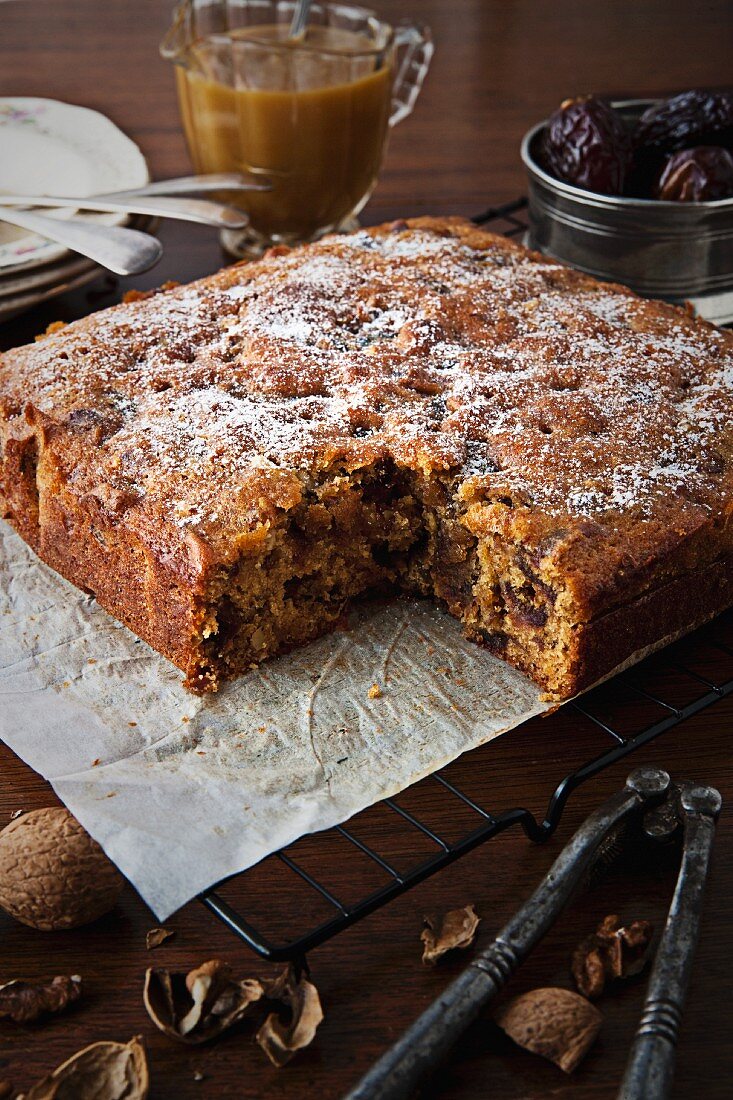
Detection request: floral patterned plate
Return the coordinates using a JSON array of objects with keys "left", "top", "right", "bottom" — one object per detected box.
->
[{"left": 0, "top": 97, "right": 148, "bottom": 272}]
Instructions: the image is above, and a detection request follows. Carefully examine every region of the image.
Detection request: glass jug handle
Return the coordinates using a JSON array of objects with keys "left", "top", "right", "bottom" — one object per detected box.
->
[
  {"left": 160, "top": 0, "right": 193, "bottom": 62},
  {"left": 389, "top": 21, "right": 434, "bottom": 127}
]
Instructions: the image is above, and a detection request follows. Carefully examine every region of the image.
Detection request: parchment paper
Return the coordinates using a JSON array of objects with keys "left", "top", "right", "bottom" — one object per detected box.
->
[{"left": 0, "top": 519, "right": 548, "bottom": 919}]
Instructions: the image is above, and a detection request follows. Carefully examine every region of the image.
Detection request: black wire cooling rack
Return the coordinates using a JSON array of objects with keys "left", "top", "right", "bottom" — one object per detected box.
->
[{"left": 199, "top": 199, "right": 733, "bottom": 963}]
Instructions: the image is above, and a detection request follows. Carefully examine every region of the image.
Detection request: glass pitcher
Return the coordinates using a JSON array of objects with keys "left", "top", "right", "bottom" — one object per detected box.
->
[{"left": 161, "top": 0, "right": 433, "bottom": 256}]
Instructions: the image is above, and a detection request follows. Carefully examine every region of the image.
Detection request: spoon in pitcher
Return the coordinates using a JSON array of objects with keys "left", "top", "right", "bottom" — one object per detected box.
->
[{"left": 288, "top": 0, "right": 312, "bottom": 39}]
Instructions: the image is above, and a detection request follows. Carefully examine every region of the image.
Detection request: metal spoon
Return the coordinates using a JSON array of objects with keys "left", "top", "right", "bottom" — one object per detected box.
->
[
  {"left": 288, "top": 0, "right": 312, "bottom": 39},
  {"left": 0, "top": 193, "right": 248, "bottom": 229},
  {"left": 101, "top": 172, "right": 272, "bottom": 197},
  {"left": 0, "top": 207, "right": 162, "bottom": 275}
]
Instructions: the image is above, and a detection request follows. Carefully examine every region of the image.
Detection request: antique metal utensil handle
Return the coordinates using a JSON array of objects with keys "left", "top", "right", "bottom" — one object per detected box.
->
[
  {"left": 0, "top": 207, "right": 162, "bottom": 275},
  {"left": 343, "top": 767, "right": 671, "bottom": 1100},
  {"left": 101, "top": 172, "right": 272, "bottom": 196},
  {"left": 617, "top": 782, "right": 722, "bottom": 1100},
  {"left": 0, "top": 193, "right": 248, "bottom": 229}
]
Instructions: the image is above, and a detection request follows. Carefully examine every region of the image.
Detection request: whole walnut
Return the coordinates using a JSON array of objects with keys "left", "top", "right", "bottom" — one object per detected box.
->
[
  {"left": 542, "top": 95, "right": 631, "bottom": 195},
  {"left": 0, "top": 807, "right": 124, "bottom": 931},
  {"left": 655, "top": 146, "right": 733, "bottom": 201}
]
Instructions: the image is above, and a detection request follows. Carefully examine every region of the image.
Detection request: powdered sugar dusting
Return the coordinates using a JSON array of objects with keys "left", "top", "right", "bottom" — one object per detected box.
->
[{"left": 2, "top": 219, "right": 732, "bottom": 543}]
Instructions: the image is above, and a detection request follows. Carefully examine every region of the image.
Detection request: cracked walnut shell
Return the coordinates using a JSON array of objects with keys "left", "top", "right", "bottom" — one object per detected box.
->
[
  {"left": 420, "top": 904, "right": 481, "bottom": 965},
  {"left": 256, "top": 964, "right": 324, "bottom": 1068},
  {"left": 144, "top": 959, "right": 264, "bottom": 1044},
  {"left": 0, "top": 807, "right": 124, "bottom": 931},
  {"left": 17, "top": 1036, "right": 148, "bottom": 1099}
]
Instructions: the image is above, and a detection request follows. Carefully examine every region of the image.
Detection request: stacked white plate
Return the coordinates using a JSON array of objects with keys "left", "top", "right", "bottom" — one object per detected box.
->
[{"left": 0, "top": 98, "right": 152, "bottom": 323}]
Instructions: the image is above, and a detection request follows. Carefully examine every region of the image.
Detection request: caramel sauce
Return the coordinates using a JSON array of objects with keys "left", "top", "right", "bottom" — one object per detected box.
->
[{"left": 176, "top": 25, "right": 392, "bottom": 240}]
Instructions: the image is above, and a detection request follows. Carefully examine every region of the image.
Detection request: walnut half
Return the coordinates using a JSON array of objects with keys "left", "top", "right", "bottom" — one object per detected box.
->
[
  {"left": 495, "top": 987, "right": 603, "bottom": 1074},
  {"left": 17, "top": 1036, "right": 148, "bottom": 1099}
]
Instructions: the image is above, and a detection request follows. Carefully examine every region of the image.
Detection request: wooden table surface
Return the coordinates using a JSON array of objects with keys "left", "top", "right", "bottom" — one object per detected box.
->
[{"left": 1, "top": 2, "right": 732, "bottom": 1096}]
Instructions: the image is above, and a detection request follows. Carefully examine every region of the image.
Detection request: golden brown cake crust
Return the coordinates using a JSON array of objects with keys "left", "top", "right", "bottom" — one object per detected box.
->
[{"left": 1, "top": 216, "right": 732, "bottom": 698}]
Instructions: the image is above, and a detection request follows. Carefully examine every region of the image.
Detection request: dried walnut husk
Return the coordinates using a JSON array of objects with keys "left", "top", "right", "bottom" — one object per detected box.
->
[
  {"left": 256, "top": 965, "right": 324, "bottom": 1068},
  {"left": 17, "top": 1036, "right": 148, "bottom": 1100},
  {"left": 572, "top": 914, "right": 654, "bottom": 999},
  {"left": 0, "top": 975, "right": 81, "bottom": 1024},
  {"left": 144, "top": 959, "right": 264, "bottom": 1044},
  {"left": 421, "top": 904, "right": 480, "bottom": 965},
  {"left": 145, "top": 927, "right": 175, "bottom": 950},
  {"left": 495, "top": 987, "right": 602, "bottom": 1074}
]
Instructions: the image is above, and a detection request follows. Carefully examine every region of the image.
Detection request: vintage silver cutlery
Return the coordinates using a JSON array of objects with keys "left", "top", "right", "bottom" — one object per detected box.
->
[
  {"left": 0, "top": 207, "right": 162, "bottom": 275},
  {"left": 101, "top": 172, "right": 272, "bottom": 196},
  {"left": 0, "top": 193, "right": 248, "bottom": 229}
]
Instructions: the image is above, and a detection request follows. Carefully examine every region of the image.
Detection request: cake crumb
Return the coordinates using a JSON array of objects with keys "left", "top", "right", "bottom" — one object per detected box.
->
[
  {"left": 368, "top": 683, "right": 382, "bottom": 699},
  {"left": 34, "top": 319, "right": 67, "bottom": 341}
]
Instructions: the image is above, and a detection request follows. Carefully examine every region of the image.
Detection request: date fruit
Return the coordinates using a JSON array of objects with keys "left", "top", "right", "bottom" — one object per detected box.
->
[
  {"left": 636, "top": 90, "right": 733, "bottom": 156},
  {"left": 542, "top": 96, "right": 631, "bottom": 195},
  {"left": 655, "top": 146, "right": 733, "bottom": 201}
]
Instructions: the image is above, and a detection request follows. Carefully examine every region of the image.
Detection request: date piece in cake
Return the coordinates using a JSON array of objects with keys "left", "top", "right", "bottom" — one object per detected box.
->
[{"left": 1, "top": 217, "right": 732, "bottom": 699}]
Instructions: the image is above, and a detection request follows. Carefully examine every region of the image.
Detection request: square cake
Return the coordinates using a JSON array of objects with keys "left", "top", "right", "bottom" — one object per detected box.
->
[{"left": 1, "top": 216, "right": 732, "bottom": 698}]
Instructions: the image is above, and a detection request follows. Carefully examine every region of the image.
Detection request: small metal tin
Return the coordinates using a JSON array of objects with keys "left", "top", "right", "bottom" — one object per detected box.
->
[{"left": 521, "top": 99, "right": 733, "bottom": 324}]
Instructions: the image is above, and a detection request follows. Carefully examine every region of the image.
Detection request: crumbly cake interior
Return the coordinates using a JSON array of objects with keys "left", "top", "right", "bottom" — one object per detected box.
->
[
  {"left": 203, "top": 460, "right": 422, "bottom": 679},
  {"left": 201, "top": 458, "right": 570, "bottom": 693},
  {"left": 1, "top": 216, "right": 732, "bottom": 698}
]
